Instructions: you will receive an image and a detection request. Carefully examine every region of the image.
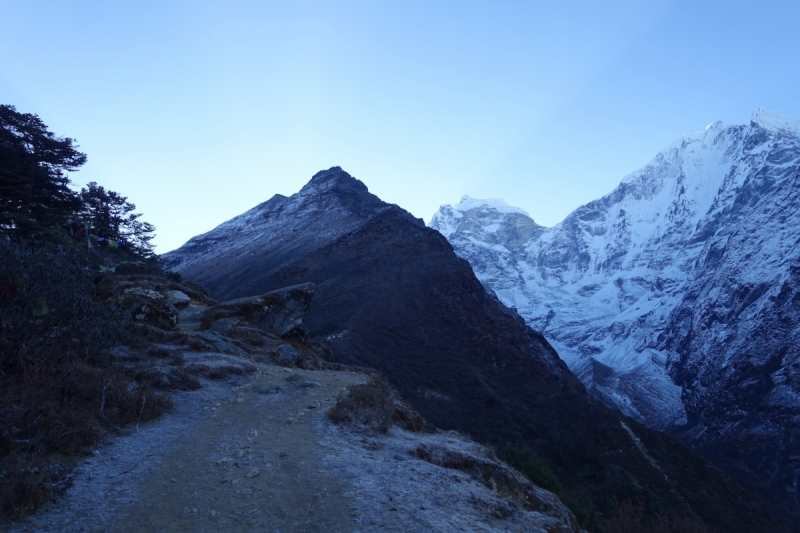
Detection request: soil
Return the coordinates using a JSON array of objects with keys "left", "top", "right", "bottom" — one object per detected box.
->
[
  {"left": 10, "top": 365, "right": 368, "bottom": 533},
  {"left": 9, "top": 360, "right": 581, "bottom": 533}
]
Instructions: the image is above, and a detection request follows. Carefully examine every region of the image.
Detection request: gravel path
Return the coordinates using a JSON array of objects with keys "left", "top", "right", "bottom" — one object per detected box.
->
[
  {"left": 10, "top": 362, "right": 580, "bottom": 533},
  {"left": 10, "top": 365, "right": 368, "bottom": 533}
]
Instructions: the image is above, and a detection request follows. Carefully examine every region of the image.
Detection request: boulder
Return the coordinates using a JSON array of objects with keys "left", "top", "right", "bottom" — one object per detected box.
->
[
  {"left": 165, "top": 290, "right": 191, "bottom": 307},
  {"left": 200, "top": 283, "right": 315, "bottom": 337},
  {"left": 95, "top": 274, "right": 216, "bottom": 331},
  {"left": 275, "top": 344, "right": 300, "bottom": 364}
]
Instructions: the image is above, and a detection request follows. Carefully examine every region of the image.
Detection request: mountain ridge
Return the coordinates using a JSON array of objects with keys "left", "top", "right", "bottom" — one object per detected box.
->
[
  {"left": 429, "top": 108, "right": 800, "bottom": 527},
  {"left": 164, "top": 167, "right": 786, "bottom": 532}
]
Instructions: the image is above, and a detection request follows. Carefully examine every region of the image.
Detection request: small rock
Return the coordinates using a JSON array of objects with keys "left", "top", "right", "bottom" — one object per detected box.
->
[
  {"left": 171, "top": 478, "right": 177, "bottom": 483},
  {"left": 246, "top": 468, "right": 261, "bottom": 478},
  {"left": 166, "top": 290, "right": 191, "bottom": 305},
  {"left": 286, "top": 418, "right": 294, "bottom": 424},
  {"left": 276, "top": 344, "right": 301, "bottom": 363},
  {"left": 254, "top": 384, "right": 283, "bottom": 395},
  {"left": 210, "top": 510, "right": 218, "bottom": 516}
]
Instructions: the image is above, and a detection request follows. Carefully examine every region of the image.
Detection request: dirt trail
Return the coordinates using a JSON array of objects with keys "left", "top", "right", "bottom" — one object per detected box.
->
[
  {"left": 11, "top": 365, "right": 368, "bottom": 533},
  {"left": 11, "top": 359, "right": 581, "bottom": 533}
]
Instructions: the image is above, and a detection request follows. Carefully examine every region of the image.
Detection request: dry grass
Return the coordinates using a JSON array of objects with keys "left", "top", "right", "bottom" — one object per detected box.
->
[
  {"left": 327, "top": 375, "right": 425, "bottom": 434},
  {"left": 0, "top": 240, "right": 173, "bottom": 523}
]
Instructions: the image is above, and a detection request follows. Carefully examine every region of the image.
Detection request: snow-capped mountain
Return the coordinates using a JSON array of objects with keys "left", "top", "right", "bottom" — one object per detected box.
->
[
  {"left": 162, "top": 167, "right": 786, "bottom": 532},
  {"left": 430, "top": 109, "right": 800, "bottom": 520}
]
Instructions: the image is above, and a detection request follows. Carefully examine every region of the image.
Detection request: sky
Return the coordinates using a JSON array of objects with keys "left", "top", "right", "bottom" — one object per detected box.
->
[{"left": 1, "top": 0, "right": 798, "bottom": 252}]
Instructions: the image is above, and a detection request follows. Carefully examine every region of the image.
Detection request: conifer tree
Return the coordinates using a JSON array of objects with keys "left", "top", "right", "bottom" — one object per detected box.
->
[
  {"left": 79, "top": 182, "right": 156, "bottom": 256},
  {"left": 0, "top": 105, "right": 85, "bottom": 236}
]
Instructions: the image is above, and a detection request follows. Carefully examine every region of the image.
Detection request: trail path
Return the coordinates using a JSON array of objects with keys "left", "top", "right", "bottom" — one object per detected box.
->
[
  {"left": 11, "top": 361, "right": 580, "bottom": 533},
  {"left": 12, "top": 366, "right": 367, "bottom": 533}
]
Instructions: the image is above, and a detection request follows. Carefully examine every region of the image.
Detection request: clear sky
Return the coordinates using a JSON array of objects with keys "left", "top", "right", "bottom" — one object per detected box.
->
[{"left": 2, "top": 0, "right": 798, "bottom": 252}]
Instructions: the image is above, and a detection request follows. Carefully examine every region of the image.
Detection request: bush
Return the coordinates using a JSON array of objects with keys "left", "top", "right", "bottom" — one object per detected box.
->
[
  {"left": 327, "top": 375, "right": 425, "bottom": 434},
  {"left": 0, "top": 239, "right": 172, "bottom": 523},
  {"left": 602, "top": 500, "right": 714, "bottom": 533},
  {"left": 503, "top": 443, "right": 563, "bottom": 494}
]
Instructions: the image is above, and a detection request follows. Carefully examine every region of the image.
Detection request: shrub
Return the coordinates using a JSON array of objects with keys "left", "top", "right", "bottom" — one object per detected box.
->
[
  {"left": 0, "top": 239, "right": 172, "bottom": 523},
  {"left": 603, "top": 500, "right": 714, "bottom": 533},
  {"left": 503, "top": 443, "right": 563, "bottom": 494},
  {"left": 327, "top": 375, "right": 425, "bottom": 434}
]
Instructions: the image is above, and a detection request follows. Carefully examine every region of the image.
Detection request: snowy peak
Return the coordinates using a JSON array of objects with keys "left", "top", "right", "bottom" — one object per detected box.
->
[
  {"left": 751, "top": 107, "right": 800, "bottom": 135},
  {"left": 430, "top": 196, "right": 542, "bottom": 243},
  {"left": 454, "top": 195, "right": 531, "bottom": 216},
  {"left": 429, "top": 110, "right": 800, "bottom": 523}
]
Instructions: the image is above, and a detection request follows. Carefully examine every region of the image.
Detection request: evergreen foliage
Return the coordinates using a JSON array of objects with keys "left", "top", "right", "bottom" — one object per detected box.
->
[
  {"left": 78, "top": 182, "right": 155, "bottom": 256},
  {"left": 0, "top": 104, "right": 156, "bottom": 257},
  {"left": 0, "top": 105, "right": 84, "bottom": 237}
]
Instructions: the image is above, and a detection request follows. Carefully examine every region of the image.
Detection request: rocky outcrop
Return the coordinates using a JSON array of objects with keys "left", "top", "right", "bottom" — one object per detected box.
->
[
  {"left": 200, "top": 283, "right": 315, "bottom": 337},
  {"left": 99, "top": 274, "right": 327, "bottom": 392},
  {"left": 95, "top": 274, "right": 215, "bottom": 331},
  {"left": 163, "top": 167, "right": 785, "bottom": 532},
  {"left": 430, "top": 109, "right": 800, "bottom": 527}
]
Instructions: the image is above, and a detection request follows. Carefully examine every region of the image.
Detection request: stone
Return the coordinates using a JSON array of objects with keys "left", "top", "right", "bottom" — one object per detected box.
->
[
  {"left": 208, "top": 317, "right": 241, "bottom": 334},
  {"left": 166, "top": 290, "right": 192, "bottom": 306},
  {"left": 94, "top": 274, "right": 215, "bottom": 331},
  {"left": 177, "top": 304, "right": 207, "bottom": 331},
  {"left": 253, "top": 384, "right": 283, "bottom": 395},
  {"left": 275, "top": 344, "right": 300, "bottom": 364},
  {"left": 200, "top": 283, "right": 315, "bottom": 337},
  {"left": 246, "top": 468, "right": 261, "bottom": 478}
]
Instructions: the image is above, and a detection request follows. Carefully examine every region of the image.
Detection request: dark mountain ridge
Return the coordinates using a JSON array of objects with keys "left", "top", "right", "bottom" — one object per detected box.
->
[{"left": 164, "top": 167, "right": 785, "bottom": 531}]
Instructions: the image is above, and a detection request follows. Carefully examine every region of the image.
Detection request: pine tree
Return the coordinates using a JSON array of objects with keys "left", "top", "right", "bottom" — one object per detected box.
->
[
  {"left": 79, "top": 182, "right": 156, "bottom": 256},
  {"left": 0, "top": 105, "right": 85, "bottom": 236}
]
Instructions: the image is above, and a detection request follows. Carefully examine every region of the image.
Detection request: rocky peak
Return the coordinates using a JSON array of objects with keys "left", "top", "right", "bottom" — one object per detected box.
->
[
  {"left": 751, "top": 107, "right": 800, "bottom": 135},
  {"left": 303, "top": 166, "right": 369, "bottom": 195},
  {"left": 431, "top": 110, "right": 800, "bottom": 527},
  {"left": 163, "top": 168, "right": 786, "bottom": 532}
]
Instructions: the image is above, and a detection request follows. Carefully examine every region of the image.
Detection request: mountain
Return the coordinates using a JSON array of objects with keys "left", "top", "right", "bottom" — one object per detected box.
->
[
  {"left": 164, "top": 167, "right": 785, "bottom": 532},
  {"left": 429, "top": 109, "right": 800, "bottom": 525}
]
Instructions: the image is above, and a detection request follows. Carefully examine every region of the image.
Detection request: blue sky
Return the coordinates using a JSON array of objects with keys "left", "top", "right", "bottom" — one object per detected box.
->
[{"left": 2, "top": 0, "right": 798, "bottom": 252}]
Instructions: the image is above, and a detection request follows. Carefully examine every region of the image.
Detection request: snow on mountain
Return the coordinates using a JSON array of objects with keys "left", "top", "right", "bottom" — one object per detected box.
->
[{"left": 430, "top": 109, "right": 800, "bottom": 519}]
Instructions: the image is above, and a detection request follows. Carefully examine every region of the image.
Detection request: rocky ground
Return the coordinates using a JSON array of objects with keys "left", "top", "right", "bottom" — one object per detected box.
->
[
  {"left": 8, "top": 275, "right": 581, "bottom": 533},
  {"left": 9, "top": 364, "right": 580, "bottom": 533}
]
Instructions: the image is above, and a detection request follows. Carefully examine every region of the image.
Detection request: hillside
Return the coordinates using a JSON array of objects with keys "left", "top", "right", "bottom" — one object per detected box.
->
[
  {"left": 429, "top": 109, "right": 800, "bottom": 526},
  {"left": 164, "top": 167, "right": 784, "bottom": 531}
]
